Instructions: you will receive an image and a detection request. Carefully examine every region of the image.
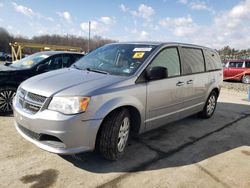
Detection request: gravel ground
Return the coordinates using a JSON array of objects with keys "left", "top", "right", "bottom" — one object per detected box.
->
[
  {"left": 223, "top": 81, "right": 250, "bottom": 93},
  {"left": 1, "top": 88, "right": 250, "bottom": 188}
]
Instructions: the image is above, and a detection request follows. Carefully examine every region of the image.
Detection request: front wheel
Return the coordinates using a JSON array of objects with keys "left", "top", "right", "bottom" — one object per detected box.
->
[
  {"left": 242, "top": 75, "right": 250, "bottom": 84},
  {"left": 0, "top": 86, "right": 16, "bottom": 115},
  {"left": 98, "top": 109, "right": 130, "bottom": 160},
  {"left": 200, "top": 91, "right": 218, "bottom": 119}
]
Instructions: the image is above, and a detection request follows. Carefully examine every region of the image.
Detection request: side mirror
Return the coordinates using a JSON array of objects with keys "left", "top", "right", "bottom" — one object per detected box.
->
[
  {"left": 4, "top": 62, "right": 12, "bottom": 66},
  {"left": 146, "top": 66, "right": 168, "bottom": 81},
  {"left": 36, "top": 64, "right": 47, "bottom": 72}
]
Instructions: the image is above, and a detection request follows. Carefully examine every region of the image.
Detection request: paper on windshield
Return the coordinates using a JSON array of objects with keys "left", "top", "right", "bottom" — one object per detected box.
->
[
  {"left": 133, "top": 52, "right": 145, "bottom": 59},
  {"left": 133, "top": 48, "right": 152, "bottom": 52},
  {"left": 24, "top": 60, "right": 34, "bottom": 65}
]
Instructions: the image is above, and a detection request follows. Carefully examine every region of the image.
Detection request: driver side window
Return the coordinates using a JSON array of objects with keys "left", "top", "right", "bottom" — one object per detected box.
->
[
  {"left": 43, "top": 55, "right": 63, "bottom": 71},
  {"left": 150, "top": 47, "right": 181, "bottom": 77}
]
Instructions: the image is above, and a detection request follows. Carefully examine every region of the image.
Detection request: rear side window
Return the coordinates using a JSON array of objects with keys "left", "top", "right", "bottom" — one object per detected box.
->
[
  {"left": 245, "top": 62, "right": 250, "bottom": 68},
  {"left": 149, "top": 47, "right": 181, "bottom": 77},
  {"left": 43, "top": 55, "right": 63, "bottom": 71},
  {"left": 181, "top": 47, "right": 205, "bottom": 74},
  {"left": 228, "top": 62, "right": 243, "bottom": 68},
  {"left": 204, "top": 49, "right": 222, "bottom": 71}
]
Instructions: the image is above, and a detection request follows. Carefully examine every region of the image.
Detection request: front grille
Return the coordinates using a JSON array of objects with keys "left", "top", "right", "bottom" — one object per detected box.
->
[
  {"left": 17, "top": 88, "right": 47, "bottom": 114},
  {"left": 27, "top": 93, "right": 46, "bottom": 104},
  {"left": 19, "top": 88, "right": 26, "bottom": 98},
  {"left": 19, "top": 98, "right": 24, "bottom": 106},
  {"left": 25, "top": 103, "right": 41, "bottom": 113}
]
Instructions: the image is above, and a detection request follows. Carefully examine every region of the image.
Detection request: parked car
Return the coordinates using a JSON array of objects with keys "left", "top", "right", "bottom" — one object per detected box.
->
[
  {"left": 0, "top": 52, "right": 11, "bottom": 62},
  {"left": 0, "top": 51, "right": 83, "bottom": 114},
  {"left": 0, "top": 52, "right": 5, "bottom": 61},
  {"left": 223, "top": 60, "right": 250, "bottom": 84},
  {"left": 5, "top": 54, "right": 12, "bottom": 62},
  {"left": 13, "top": 42, "right": 223, "bottom": 160}
]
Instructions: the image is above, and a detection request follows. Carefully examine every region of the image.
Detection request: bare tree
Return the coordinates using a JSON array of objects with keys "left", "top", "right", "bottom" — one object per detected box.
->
[
  {"left": 0, "top": 27, "right": 116, "bottom": 54},
  {"left": 0, "top": 28, "right": 13, "bottom": 53}
]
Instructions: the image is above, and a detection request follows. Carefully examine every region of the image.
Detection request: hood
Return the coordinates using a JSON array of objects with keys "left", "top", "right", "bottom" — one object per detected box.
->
[
  {"left": 0, "top": 64, "right": 30, "bottom": 77},
  {"left": 21, "top": 68, "right": 127, "bottom": 97},
  {"left": 0, "top": 64, "right": 18, "bottom": 71},
  {"left": 0, "top": 64, "right": 20, "bottom": 76}
]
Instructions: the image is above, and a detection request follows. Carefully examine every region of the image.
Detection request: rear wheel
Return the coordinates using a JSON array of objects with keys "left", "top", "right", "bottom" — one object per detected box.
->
[
  {"left": 98, "top": 109, "right": 130, "bottom": 160},
  {"left": 0, "top": 86, "right": 16, "bottom": 115},
  {"left": 242, "top": 75, "right": 250, "bottom": 84},
  {"left": 200, "top": 91, "right": 218, "bottom": 119}
]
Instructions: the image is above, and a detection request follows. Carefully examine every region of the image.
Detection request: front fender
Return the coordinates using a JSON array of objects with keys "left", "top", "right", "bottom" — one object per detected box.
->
[
  {"left": 88, "top": 95, "right": 146, "bottom": 134},
  {"left": 93, "top": 96, "right": 145, "bottom": 121},
  {"left": 0, "top": 78, "right": 19, "bottom": 88}
]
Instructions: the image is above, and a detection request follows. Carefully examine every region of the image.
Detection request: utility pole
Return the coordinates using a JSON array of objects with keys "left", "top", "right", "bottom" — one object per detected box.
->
[{"left": 88, "top": 21, "right": 91, "bottom": 53}]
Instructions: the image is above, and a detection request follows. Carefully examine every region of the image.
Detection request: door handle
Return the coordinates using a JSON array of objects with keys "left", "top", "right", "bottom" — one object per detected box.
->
[
  {"left": 187, "top": 80, "right": 193, "bottom": 84},
  {"left": 176, "top": 81, "right": 185, "bottom": 87}
]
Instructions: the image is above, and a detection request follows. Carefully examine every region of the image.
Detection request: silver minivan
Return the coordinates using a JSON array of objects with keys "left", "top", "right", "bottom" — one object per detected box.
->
[{"left": 13, "top": 42, "right": 223, "bottom": 160}]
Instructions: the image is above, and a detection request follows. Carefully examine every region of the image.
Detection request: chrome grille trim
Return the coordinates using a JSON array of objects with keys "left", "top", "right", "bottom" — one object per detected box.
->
[
  {"left": 17, "top": 88, "right": 47, "bottom": 114},
  {"left": 18, "top": 88, "right": 26, "bottom": 99}
]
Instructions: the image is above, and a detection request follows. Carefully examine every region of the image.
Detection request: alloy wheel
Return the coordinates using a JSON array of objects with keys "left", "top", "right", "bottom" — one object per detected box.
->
[
  {"left": 117, "top": 117, "right": 130, "bottom": 153},
  {"left": 206, "top": 95, "right": 216, "bottom": 116},
  {"left": 242, "top": 75, "right": 250, "bottom": 84},
  {"left": 0, "top": 90, "right": 16, "bottom": 113}
]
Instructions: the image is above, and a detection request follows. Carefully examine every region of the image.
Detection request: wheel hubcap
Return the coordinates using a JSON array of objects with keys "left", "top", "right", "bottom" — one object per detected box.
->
[
  {"left": 0, "top": 90, "right": 16, "bottom": 113},
  {"left": 117, "top": 117, "right": 130, "bottom": 152},
  {"left": 207, "top": 95, "right": 216, "bottom": 116},
  {"left": 243, "top": 75, "right": 250, "bottom": 84}
]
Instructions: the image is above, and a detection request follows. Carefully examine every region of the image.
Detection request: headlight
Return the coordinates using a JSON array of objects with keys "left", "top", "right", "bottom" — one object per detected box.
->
[{"left": 48, "top": 96, "right": 90, "bottom": 115}]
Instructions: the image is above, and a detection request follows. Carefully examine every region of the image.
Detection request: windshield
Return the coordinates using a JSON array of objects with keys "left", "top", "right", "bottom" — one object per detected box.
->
[
  {"left": 10, "top": 53, "right": 49, "bottom": 69},
  {"left": 73, "top": 44, "right": 157, "bottom": 76}
]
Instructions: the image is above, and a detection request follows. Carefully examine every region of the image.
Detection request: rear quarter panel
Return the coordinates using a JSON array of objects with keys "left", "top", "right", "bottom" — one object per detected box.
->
[{"left": 205, "top": 70, "right": 223, "bottom": 99}]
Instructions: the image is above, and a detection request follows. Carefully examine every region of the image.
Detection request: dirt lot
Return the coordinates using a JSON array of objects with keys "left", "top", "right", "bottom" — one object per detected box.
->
[
  {"left": 0, "top": 87, "right": 250, "bottom": 188},
  {"left": 223, "top": 81, "right": 249, "bottom": 93}
]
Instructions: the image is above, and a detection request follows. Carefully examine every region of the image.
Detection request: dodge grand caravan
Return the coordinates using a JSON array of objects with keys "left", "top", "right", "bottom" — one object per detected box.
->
[{"left": 13, "top": 42, "right": 223, "bottom": 160}]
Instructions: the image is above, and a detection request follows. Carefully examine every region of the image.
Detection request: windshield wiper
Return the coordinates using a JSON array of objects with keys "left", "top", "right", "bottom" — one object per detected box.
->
[
  {"left": 72, "top": 64, "right": 82, "bottom": 70},
  {"left": 73, "top": 65, "right": 109, "bottom": 75},
  {"left": 85, "top": 68, "right": 109, "bottom": 75}
]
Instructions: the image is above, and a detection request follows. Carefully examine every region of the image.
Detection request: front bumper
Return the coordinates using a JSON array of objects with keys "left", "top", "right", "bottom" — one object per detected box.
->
[{"left": 13, "top": 100, "right": 103, "bottom": 155}]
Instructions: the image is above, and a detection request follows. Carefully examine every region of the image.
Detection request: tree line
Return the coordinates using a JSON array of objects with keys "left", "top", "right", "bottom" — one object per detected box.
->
[
  {"left": 218, "top": 46, "right": 250, "bottom": 60},
  {"left": 0, "top": 27, "right": 115, "bottom": 54},
  {"left": 0, "top": 27, "right": 250, "bottom": 60}
]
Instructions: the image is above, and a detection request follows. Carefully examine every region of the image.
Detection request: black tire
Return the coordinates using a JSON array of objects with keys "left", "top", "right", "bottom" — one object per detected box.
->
[
  {"left": 200, "top": 91, "right": 218, "bottom": 119},
  {"left": 242, "top": 75, "right": 250, "bottom": 84},
  {"left": 0, "top": 86, "right": 16, "bottom": 115},
  {"left": 99, "top": 109, "right": 130, "bottom": 160}
]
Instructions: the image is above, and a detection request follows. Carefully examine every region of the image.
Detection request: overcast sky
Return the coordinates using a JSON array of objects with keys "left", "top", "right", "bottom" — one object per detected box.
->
[{"left": 0, "top": 0, "right": 249, "bottom": 49}]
